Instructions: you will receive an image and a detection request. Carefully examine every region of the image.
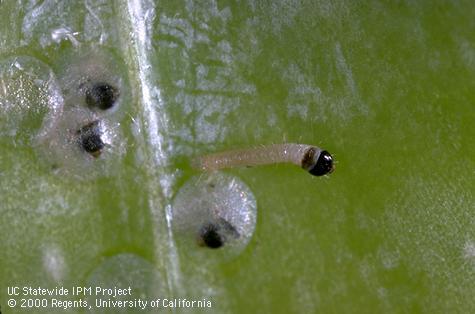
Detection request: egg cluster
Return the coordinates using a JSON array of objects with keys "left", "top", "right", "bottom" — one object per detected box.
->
[
  {"left": 39, "top": 47, "right": 130, "bottom": 178},
  {"left": 0, "top": 48, "right": 259, "bottom": 256},
  {"left": 0, "top": 47, "right": 129, "bottom": 179}
]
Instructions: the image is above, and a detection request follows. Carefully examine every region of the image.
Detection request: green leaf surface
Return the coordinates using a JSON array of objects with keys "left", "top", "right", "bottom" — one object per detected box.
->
[{"left": 1, "top": 1, "right": 474, "bottom": 313}]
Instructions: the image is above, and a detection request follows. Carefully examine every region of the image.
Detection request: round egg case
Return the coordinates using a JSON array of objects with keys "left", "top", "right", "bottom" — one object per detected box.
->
[
  {"left": 171, "top": 173, "right": 257, "bottom": 259},
  {"left": 54, "top": 46, "right": 130, "bottom": 118},
  {"left": 0, "top": 55, "right": 63, "bottom": 144},
  {"left": 35, "top": 106, "right": 126, "bottom": 180}
]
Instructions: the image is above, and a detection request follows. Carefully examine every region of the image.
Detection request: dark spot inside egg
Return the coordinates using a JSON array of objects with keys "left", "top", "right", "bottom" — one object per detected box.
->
[
  {"left": 77, "top": 121, "right": 105, "bottom": 158},
  {"left": 85, "top": 82, "right": 119, "bottom": 110},
  {"left": 199, "top": 223, "right": 224, "bottom": 248},
  {"left": 198, "top": 217, "right": 240, "bottom": 249}
]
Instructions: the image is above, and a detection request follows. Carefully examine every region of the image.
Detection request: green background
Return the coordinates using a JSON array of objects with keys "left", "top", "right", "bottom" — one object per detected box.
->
[{"left": 1, "top": 1, "right": 474, "bottom": 313}]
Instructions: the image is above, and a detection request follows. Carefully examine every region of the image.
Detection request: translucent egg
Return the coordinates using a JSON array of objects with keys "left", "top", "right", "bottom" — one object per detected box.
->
[
  {"left": 0, "top": 55, "right": 63, "bottom": 145},
  {"left": 35, "top": 106, "right": 126, "bottom": 179},
  {"left": 171, "top": 173, "right": 257, "bottom": 259},
  {"left": 54, "top": 46, "right": 130, "bottom": 118}
]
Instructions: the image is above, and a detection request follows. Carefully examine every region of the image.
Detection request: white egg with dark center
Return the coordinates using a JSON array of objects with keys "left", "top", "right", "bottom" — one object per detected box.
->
[
  {"left": 36, "top": 106, "right": 126, "bottom": 180},
  {"left": 54, "top": 46, "right": 130, "bottom": 118},
  {"left": 172, "top": 173, "right": 257, "bottom": 259}
]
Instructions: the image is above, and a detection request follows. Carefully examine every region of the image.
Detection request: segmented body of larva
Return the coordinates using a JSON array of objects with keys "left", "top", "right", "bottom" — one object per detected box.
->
[{"left": 193, "top": 143, "right": 334, "bottom": 176}]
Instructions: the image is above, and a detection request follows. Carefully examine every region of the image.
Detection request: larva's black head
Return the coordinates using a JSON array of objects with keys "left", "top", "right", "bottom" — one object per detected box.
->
[
  {"left": 199, "top": 223, "right": 224, "bottom": 249},
  {"left": 77, "top": 121, "right": 105, "bottom": 158},
  {"left": 308, "top": 150, "right": 334, "bottom": 176},
  {"left": 86, "top": 82, "right": 119, "bottom": 110}
]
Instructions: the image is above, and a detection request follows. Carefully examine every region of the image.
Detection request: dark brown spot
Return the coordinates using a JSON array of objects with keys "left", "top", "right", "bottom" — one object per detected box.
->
[
  {"left": 198, "top": 223, "right": 224, "bottom": 248},
  {"left": 77, "top": 121, "right": 104, "bottom": 158},
  {"left": 301, "top": 146, "right": 318, "bottom": 170},
  {"left": 85, "top": 82, "right": 120, "bottom": 110},
  {"left": 197, "top": 217, "right": 240, "bottom": 249}
]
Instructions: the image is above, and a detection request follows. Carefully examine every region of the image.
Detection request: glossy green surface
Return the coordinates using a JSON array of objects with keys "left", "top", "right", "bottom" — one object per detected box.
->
[{"left": 1, "top": 1, "right": 474, "bottom": 313}]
